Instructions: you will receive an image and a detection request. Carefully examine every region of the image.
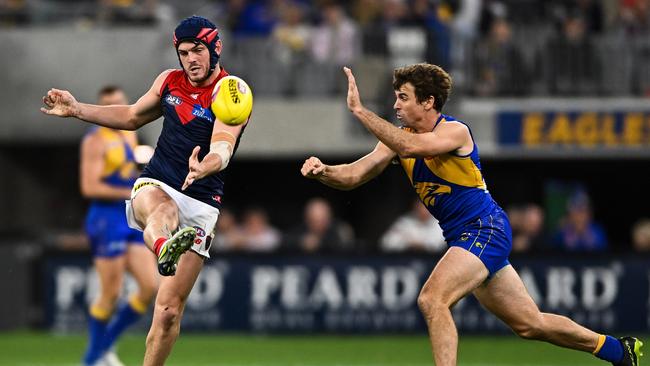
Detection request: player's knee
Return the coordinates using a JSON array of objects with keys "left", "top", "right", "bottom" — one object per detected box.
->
[
  {"left": 158, "top": 199, "right": 179, "bottom": 218},
  {"left": 417, "top": 289, "right": 445, "bottom": 316},
  {"left": 512, "top": 317, "right": 545, "bottom": 340},
  {"left": 155, "top": 304, "right": 181, "bottom": 331}
]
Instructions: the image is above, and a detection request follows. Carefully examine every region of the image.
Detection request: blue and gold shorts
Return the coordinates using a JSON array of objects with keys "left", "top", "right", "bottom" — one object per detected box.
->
[
  {"left": 85, "top": 203, "right": 145, "bottom": 258},
  {"left": 447, "top": 207, "right": 512, "bottom": 276}
]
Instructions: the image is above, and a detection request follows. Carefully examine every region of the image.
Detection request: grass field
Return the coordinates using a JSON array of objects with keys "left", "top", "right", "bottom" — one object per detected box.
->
[{"left": 0, "top": 331, "right": 616, "bottom": 366}]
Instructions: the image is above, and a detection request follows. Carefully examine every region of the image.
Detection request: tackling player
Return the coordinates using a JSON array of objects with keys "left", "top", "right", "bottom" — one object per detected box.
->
[{"left": 302, "top": 63, "right": 643, "bottom": 366}]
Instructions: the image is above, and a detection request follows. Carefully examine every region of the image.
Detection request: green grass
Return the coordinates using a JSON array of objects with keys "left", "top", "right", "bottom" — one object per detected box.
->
[{"left": 0, "top": 331, "right": 619, "bottom": 365}]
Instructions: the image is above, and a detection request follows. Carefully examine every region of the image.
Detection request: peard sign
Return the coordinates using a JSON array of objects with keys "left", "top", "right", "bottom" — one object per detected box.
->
[{"left": 44, "top": 254, "right": 650, "bottom": 333}]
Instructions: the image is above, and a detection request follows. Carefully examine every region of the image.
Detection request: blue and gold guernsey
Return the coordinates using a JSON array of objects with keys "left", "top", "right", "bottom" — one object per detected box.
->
[
  {"left": 142, "top": 68, "right": 239, "bottom": 209},
  {"left": 85, "top": 127, "right": 144, "bottom": 258},
  {"left": 400, "top": 114, "right": 512, "bottom": 275}
]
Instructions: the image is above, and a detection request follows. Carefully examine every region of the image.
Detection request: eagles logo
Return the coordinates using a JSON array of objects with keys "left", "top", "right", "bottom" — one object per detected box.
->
[{"left": 414, "top": 182, "right": 451, "bottom": 207}]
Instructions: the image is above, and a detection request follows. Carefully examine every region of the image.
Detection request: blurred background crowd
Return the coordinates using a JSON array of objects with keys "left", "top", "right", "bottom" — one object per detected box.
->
[
  {"left": 1, "top": 0, "right": 650, "bottom": 257},
  {"left": 3, "top": 0, "right": 650, "bottom": 98}
]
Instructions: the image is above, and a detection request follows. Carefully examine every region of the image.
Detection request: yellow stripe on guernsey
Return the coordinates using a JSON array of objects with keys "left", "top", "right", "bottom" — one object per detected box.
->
[
  {"left": 89, "top": 304, "right": 112, "bottom": 321},
  {"left": 98, "top": 128, "right": 136, "bottom": 180},
  {"left": 128, "top": 295, "right": 149, "bottom": 314},
  {"left": 399, "top": 123, "right": 485, "bottom": 189},
  {"left": 422, "top": 154, "right": 486, "bottom": 189},
  {"left": 400, "top": 158, "right": 416, "bottom": 182}
]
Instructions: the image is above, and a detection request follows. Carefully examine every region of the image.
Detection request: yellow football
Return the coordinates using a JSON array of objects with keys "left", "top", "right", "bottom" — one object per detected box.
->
[{"left": 211, "top": 75, "right": 253, "bottom": 126}]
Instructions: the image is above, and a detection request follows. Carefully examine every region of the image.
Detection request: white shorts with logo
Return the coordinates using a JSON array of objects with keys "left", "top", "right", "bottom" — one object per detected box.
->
[{"left": 125, "top": 177, "right": 219, "bottom": 258}]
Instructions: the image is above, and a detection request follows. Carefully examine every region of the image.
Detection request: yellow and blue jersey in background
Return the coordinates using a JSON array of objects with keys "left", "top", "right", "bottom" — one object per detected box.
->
[
  {"left": 85, "top": 127, "right": 144, "bottom": 258},
  {"left": 399, "top": 114, "right": 512, "bottom": 275}
]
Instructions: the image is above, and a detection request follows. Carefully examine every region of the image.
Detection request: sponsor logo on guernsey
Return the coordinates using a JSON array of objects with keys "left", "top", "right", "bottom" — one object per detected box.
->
[
  {"left": 165, "top": 94, "right": 182, "bottom": 106},
  {"left": 192, "top": 104, "right": 214, "bottom": 122},
  {"left": 190, "top": 93, "right": 199, "bottom": 99}
]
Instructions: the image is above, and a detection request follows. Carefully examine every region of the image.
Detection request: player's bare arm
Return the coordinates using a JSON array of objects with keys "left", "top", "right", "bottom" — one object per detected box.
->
[
  {"left": 343, "top": 67, "right": 471, "bottom": 158},
  {"left": 182, "top": 118, "right": 247, "bottom": 191},
  {"left": 301, "top": 142, "right": 396, "bottom": 191},
  {"left": 41, "top": 70, "right": 173, "bottom": 130},
  {"left": 79, "top": 133, "right": 132, "bottom": 200}
]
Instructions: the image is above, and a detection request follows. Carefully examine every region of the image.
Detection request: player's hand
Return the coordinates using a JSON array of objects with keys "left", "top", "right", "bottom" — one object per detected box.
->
[
  {"left": 40, "top": 88, "right": 80, "bottom": 117},
  {"left": 343, "top": 67, "right": 363, "bottom": 114},
  {"left": 182, "top": 146, "right": 206, "bottom": 191},
  {"left": 301, "top": 156, "right": 326, "bottom": 179}
]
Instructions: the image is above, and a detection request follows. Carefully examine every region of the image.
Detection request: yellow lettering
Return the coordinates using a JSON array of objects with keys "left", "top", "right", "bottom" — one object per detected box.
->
[
  {"left": 623, "top": 113, "right": 643, "bottom": 145},
  {"left": 522, "top": 113, "right": 544, "bottom": 146},
  {"left": 600, "top": 114, "right": 619, "bottom": 146},
  {"left": 546, "top": 113, "right": 573, "bottom": 145},
  {"left": 574, "top": 112, "right": 598, "bottom": 146}
]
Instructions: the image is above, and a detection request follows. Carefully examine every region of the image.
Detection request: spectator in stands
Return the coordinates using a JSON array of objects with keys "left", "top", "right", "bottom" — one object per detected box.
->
[
  {"left": 573, "top": 0, "right": 605, "bottom": 34},
  {"left": 617, "top": 0, "right": 650, "bottom": 35},
  {"left": 238, "top": 207, "right": 281, "bottom": 252},
  {"left": 473, "top": 17, "right": 530, "bottom": 96},
  {"left": 507, "top": 203, "right": 546, "bottom": 253},
  {"left": 310, "top": 1, "right": 361, "bottom": 94},
  {"left": 631, "top": 218, "right": 650, "bottom": 251},
  {"left": 230, "top": 0, "right": 279, "bottom": 37},
  {"left": 270, "top": 0, "right": 311, "bottom": 96},
  {"left": 359, "top": 0, "right": 410, "bottom": 59},
  {"left": 286, "top": 197, "right": 355, "bottom": 253},
  {"left": 551, "top": 190, "right": 608, "bottom": 252},
  {"left": 411, "top": 0, "right": 452, "bottom": 69},
  {"left": 380, "top": 199, "right": 445, "bottom": 252},
  {"left": 352, "top": 0, "right": 383, "bottom": 31},
  {"left": 211, "top": 207, "right": 245, "bottom": 252},
  {"left": 0, "top": 0, "right": 28, "bottom": 25},
  {"left": 543, "top": 13, "right": 602, "bottom": 96},
  {"left": 97, "top": 0, "right": 159, "bottom": 25}
]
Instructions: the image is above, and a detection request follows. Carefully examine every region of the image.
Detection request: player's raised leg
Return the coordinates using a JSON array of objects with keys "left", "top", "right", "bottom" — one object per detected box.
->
[
  {"left": 143, "top": 253, "right": 204, "bottom": 366},
  {"left": 131, "top": 184, "right": 196, "bottom": 276},
  {"left": 473, "top": 265, "right": 643, "bottom": 366},
  {"left": 417, "top": 247, "right": 489, "bottom": 366}
]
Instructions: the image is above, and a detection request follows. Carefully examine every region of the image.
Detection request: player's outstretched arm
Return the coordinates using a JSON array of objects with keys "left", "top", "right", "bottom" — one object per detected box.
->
[
  {"left": 301, "top": 142, "right": 396, "bottom": 191},
  {"left": 182, "top": 117, "right": 248, "bottom": 191},
  {"left": 343, "top": 67, "right": 469, "bottom": 157},
  {"left": 40, "top": 70, "right": 173, "bottom": 130}
]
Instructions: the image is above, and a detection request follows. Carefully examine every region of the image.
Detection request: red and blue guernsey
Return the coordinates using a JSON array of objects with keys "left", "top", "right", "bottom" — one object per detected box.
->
[{"left": 142, "top": 68, "right": 237, "bottom": 209}]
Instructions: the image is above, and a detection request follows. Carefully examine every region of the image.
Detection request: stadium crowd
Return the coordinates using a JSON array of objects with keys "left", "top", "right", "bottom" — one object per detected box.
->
[{"left": 3, "top": 0, "right": 650, "bottom": 97}]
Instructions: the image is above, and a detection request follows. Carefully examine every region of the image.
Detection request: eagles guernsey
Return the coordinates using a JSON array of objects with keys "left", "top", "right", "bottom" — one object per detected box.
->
[
  {"left": 86, "top": 127, "right": 143, "bottom": 257},
  {"left": 400, "top": 114, "right": 512, "bottom": 274},
  {"left": 142, "top": 68, "right": 234, "bottom": 209}
]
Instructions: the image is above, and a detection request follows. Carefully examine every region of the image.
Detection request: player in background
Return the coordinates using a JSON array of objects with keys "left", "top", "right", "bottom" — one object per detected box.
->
[
  {"left": 80, "top": 85, "right": 158, "bottom": 366},
  {"left": 41, "top": 16, "right": 248, "bottom": 366},
  {"left": 301, "top": 63, "right": 643, "bottom": 366}
]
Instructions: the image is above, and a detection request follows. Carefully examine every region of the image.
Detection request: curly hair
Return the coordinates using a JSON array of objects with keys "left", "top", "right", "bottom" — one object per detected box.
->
[{"left": 393, "top": 63, "right": 452, "bottom": 112}]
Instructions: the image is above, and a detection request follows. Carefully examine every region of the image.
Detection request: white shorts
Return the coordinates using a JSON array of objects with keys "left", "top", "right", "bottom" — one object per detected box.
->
[{"left": 125, "top": 177, "right": 220, "bottom": 258}]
